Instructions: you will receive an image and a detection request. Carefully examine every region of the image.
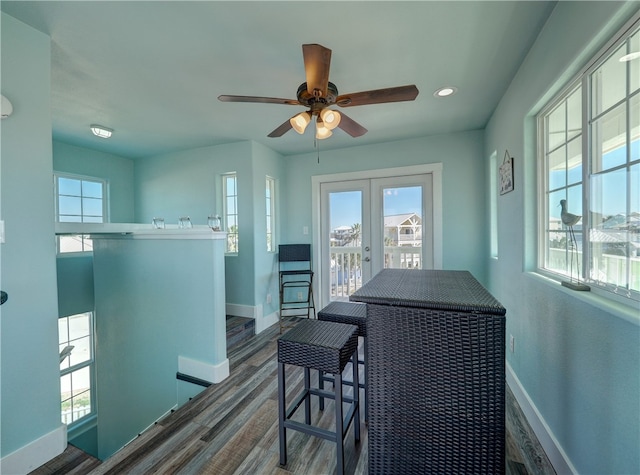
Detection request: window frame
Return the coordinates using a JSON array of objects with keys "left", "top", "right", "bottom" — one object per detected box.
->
[
  {"left": 54, "top": 172, "right": 108, "bottom": 255},
  {"left": 223, "top": 172, "right": 239, "bottom": 254},
  {"left": 537, "top": 15, "right": 640, "bottom": 305},
  {"left": 266, "top": 176, "right": 276, "bottom": 252},
  {"left": 59, "top": 312, "right": 96, "bottom": 428}
]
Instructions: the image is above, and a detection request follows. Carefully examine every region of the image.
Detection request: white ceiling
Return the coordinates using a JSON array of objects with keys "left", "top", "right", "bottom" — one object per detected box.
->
[{"left": 1, "top": 1, "right": 556, "bottom": 158}]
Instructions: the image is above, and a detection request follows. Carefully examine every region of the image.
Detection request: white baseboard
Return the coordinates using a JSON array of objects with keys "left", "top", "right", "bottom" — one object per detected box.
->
[
  {"left": 226, "top": 303, "right": 255, "bottom": 319},
  {"left": 226, "top": 303, "right": 278, "bottom": 334},
  {"left": 256, "top": 311, "right": 278, "bottom": 333},
  {"left": 506, "top": 363, "right": 577, "bottom": 475},
  {"left": 0, "top": 424, "right": 67, "bottom": 474},
  {"left": 178, "top": 355, "right": 229, "bottom": 384}
]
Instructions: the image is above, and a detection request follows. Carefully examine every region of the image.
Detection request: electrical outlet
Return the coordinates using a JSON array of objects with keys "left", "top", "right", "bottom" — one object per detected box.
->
[
  {"left": 297, "top": 292, "right": 303, "bottom": 300},
  {"left": 266, "top": 293, "right": 272, "bottom": 304},
  {"left": 509, "top": 334, "right": 515, "bottom": 353}
]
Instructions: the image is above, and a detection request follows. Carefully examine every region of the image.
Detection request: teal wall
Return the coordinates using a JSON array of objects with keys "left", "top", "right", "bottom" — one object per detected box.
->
[
  {"left": 485, "top": 2, "right": 639, "bottom": 474},
  {"left": 92, "top": 236, "right": 226, "bottom": 459},
  {"left": 0, "top": 11, "right": 62, "bottom": 461},
  {"left": 56, "top": 255, "right": 94, "bottom": 317},
  {"left": 134, "top": 141, "right": 283, "bottom": 310},
  {"left": 283, "top": 131, "right": 487, "bottom": 283},
  {"left": 251, "top": 142, "right": 285, "bottom": 318},
  {"left": 53, "top": 141, "right": 136, "bottom": 223}
]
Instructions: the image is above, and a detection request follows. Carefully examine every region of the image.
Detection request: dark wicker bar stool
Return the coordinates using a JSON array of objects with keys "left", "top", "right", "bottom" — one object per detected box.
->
[
  {"left": 317, "top": 301, "right": 367, "bottom": 418},
  {"left": 277, "top": 319, "right": 360, "bottom": 475}
]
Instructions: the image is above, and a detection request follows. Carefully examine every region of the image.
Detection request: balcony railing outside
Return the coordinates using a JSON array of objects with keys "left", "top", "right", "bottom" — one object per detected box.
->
[
  {"left": 548, "top": 248, "right": 640, "bottom": 293},
  {"left": 330, "top": 246, "right": 422, "bottom": 300}
]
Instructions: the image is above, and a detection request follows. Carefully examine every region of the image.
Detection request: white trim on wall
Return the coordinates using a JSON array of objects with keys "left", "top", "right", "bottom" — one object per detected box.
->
[
  {"left": 0, "top": 425, "right": 67, "bottom": 475},
  {"left": 178, "top": 355, "right": 229, "bottom": 384},
  {"left": 507, "top": 363, "right": 577, "bottom": 475},
  {"left": 226, "top": 303, "right": 278, "bottom": 334}
]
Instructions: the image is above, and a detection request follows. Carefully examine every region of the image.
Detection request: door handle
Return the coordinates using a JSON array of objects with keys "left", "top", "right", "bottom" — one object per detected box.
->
[
  {"left": 364, "top": 246, "right": 370, "bottom": 252},
  {"left": 364, "top": 257, "right": 370, "bottom": 262}
]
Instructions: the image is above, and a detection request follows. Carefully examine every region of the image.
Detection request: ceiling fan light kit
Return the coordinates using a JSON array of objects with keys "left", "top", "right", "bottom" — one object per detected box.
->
[
  {"left": 219, "top": 43, "right": 419, "bottom": 141},
  {"left": 290, "top": 111, "right": 311, "bottom": 134},
  {"left": 320, "top": 108, "right": 341, "bottom": 130},
  {"left": 315, "top": 119, "right": 332, "bottom": 140}
]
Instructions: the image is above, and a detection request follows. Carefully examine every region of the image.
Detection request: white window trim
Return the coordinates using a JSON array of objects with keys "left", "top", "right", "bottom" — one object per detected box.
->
[
  {"left": 54, "top": 172, "right": 109, "bottom": 256},
  {"left": 536, "top": 13, "right": 640, "bottom": 306},
  {"left": 54, "top": 171, "right": 109, "bottom": 223},
  {"left": 59, "top": 312, "right": 96, "bottom": 428},
  {"left": 222, "top": 172, "right": 239, "bottom": 255},
  {"left": 266, "top": 176, "right": 276, "bottom": 253}
]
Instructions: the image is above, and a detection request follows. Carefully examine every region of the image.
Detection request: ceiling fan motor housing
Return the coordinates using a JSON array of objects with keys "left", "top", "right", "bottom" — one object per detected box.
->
[{"left": 296, "top": 82, "right": 339, "bottom": 113}]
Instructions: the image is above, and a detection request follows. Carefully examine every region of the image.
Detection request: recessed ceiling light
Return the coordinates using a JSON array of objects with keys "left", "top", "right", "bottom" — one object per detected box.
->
[
  {"left": 434, "top": 87, "right": 458, "bottom": 97},
  {"left": 90, "top": 124, "right": 113, "bottom": 138},
  {"left": 619, "top": 51, "right": 640, "bottom": 62}
]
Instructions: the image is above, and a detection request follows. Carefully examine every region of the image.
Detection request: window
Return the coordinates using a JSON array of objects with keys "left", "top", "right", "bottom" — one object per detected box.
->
[
  {"left": 59, "top": 312, "right": 95, "bottom": 426},
  {"left": 266, "top": 176, "right": 275, "bottom": 252},
  {"left": 223, "top": 173, "right": 238, "bottom": 253},
  {"left": 490, "top": 151, "right": 498, "bottom": 258},
  {"left": 55, "top": 173, "right": 107, "bottom": 253},
  {"left": 539, "top": 18, "right": 639, "bottom": 302}
]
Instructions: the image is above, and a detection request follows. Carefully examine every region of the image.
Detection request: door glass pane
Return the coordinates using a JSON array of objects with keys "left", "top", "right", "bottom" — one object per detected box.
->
[
  {"left": 329, "top": 191, "right": 363, "bottom": 300},
  {"left": 382, "top": 186, "right": 422, "bottom": 269}
]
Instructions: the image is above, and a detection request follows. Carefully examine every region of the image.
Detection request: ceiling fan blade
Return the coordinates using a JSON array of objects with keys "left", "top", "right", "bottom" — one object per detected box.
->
[
  {"left": 267, "top": 119, "right": 293, "bottom": 138},
  {"left": 218, "top": 95, "right": 300, "bottom": 106},
  {"left": 302, "top": 44, "right": 331, "bottom": 98},
  {"left": 337, "top": 112, "right": 368, "bottom": 137},
  {"left": 336, "top": 85, "right": 419, "bottom": 107}
]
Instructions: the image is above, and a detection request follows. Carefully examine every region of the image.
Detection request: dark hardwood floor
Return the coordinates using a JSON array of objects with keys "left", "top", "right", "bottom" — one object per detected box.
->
[{"left": 31, "top": 319, "right": 555, "bottom": 475}]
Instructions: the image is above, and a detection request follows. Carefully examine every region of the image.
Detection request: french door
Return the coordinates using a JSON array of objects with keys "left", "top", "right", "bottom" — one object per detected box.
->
[{"left": 317, "top": 168, "right": 439, "bottom": 306}]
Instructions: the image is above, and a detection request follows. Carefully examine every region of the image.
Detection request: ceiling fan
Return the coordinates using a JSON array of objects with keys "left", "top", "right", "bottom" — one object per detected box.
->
[{"left": 218, "top": 44, "right": 419, "bottom": 140}]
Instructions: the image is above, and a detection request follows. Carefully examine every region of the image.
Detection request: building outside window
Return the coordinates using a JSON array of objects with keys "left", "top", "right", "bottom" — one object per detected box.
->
[
  {"left": 266, "top": 176, "right": 275, "bottom": 252},
  {"left": 223, "top": 173, "right": 239, "bottom": 253},
  {"left": 55, "top": 173, "right": 107, "bottom": 253},
  {"left": 538, "top": 18, "right": 639, "bottom": 303},
  {"left": 59, "top": 312, "right": 95, "bottom": 426}
]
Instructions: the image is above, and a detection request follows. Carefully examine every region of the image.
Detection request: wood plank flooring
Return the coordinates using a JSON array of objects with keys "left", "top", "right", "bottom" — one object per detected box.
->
[{"left": 30, "top": 320, "right": 555, "bottom": 475}]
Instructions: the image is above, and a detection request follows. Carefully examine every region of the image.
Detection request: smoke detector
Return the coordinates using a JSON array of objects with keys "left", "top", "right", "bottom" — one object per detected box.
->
[{"left": 1, "top": 95, "right": 13, "bottom": 119}]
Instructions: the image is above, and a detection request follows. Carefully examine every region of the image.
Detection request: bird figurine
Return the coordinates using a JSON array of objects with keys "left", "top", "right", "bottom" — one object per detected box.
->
[
  {"left": 558, "top": 199, "right": 589, "bottom": 290},
  {"left": 560, "top": 199, "right": 581, "bottom": 226}
]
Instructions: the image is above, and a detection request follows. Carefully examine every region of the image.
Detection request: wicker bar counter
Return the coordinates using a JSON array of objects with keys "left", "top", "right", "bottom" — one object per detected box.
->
[{"left": 350, "top": 269, "right": 506, "bottom": 474}]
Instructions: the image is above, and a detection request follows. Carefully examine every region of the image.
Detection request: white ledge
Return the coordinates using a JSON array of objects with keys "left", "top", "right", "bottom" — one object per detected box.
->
[{"left": 55, "top": 223, "right": 226, "bottom": 240}]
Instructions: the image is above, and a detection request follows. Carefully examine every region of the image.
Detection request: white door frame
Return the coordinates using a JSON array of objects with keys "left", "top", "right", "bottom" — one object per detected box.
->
[{"left": 311, "top": 163, "right": 443, "bottom": 307}]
